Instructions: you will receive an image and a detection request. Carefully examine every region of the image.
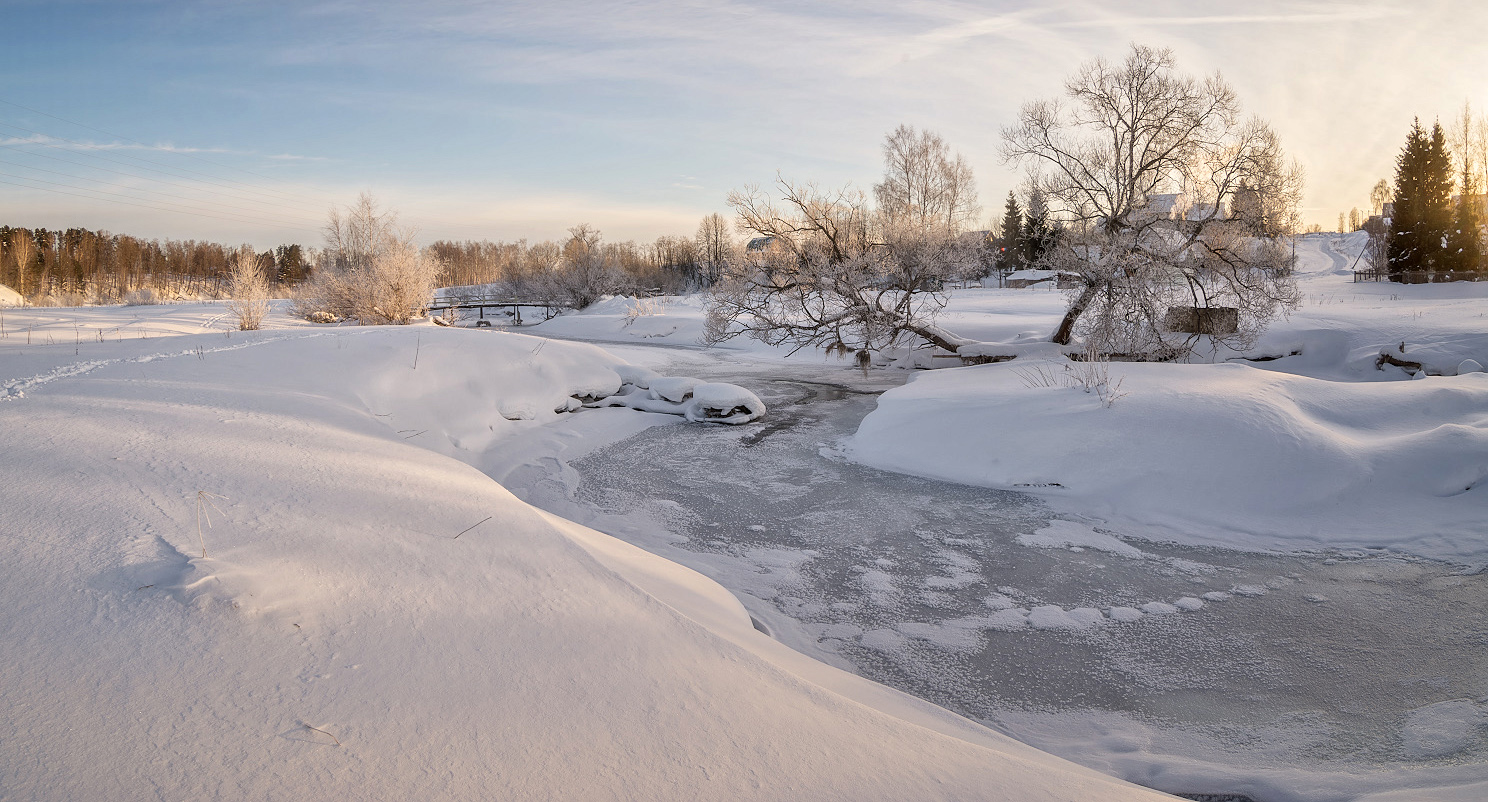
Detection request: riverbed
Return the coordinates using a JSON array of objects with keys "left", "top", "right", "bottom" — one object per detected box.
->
[{"left": 495, "top": 342, "right": 1488, "bottom": 802}]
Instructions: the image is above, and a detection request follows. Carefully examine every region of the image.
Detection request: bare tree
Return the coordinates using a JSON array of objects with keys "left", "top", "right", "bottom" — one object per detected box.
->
[
  {"left": 1001, "top": 44, "right": 1302, "bottom": 358},
  {"left": 706, "top": 175, "right": 971, "bottom": 355},
  {"left": 695, "top": 213, "right": 734, "bottom": 288},
  {"left": 10, "top": 229, "right": 35, "bottom": 300},
  {"left": 224, "top": 246, "right": 271, "bottom": 330},
  {"left": 1371, "top": 179, "right": 1393, "bottom": 216},
  {"left": 873, "top": 125, "right": 981, "bottom": 235},
  {"left": 534, "top": 224, "right": 631, "bottom": 309}
]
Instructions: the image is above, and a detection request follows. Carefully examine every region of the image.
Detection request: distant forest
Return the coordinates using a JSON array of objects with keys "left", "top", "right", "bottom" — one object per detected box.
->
[
  {"left": 0, "top": 217, "right": 730, "bottom": 306},
  {"left": 0, "top": 226, "right": 309, "bottom": 305}
]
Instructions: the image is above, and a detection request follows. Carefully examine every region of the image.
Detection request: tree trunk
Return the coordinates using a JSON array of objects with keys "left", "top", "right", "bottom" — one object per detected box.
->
[
  {"left": 1052, "top": 282, "right": 1099, "bottom": 345},
  {"left": 902, "top": 320, "right": 974, "bottom": 353}
]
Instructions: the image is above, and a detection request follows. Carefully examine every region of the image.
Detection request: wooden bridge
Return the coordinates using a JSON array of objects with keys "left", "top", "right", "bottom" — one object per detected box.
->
[{"left": 426, "top": 297, "right": 569, "bottom": 327}]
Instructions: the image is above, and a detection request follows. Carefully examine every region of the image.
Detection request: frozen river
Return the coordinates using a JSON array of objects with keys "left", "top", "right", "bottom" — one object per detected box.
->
[{"left": 499, "top": 344, "right": 1488, "bottom": 802}]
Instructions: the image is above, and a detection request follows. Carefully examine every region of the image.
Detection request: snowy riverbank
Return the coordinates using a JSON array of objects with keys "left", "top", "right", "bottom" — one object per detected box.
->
[{"left": 0, "top": 310, "right": 1172, "bottom": 801}]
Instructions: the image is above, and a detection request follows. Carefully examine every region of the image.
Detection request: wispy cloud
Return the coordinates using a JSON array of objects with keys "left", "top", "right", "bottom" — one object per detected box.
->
[{"left": 1055, "top": 6, "right": 1406, "bottom": 28}]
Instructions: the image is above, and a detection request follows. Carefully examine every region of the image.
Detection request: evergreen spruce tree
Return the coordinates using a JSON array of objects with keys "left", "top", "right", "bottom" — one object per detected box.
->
[
  {"left": 1389, "top": 119, "right": 1455, "bottom": 281},
  {"left": 1023, "top": 188, "right": 1058, "bottom": 265},
  {"left": 997, "top": 192, "right": 1024, "bottom": 272},
  {"left": 1447, "top": 158, "right": 1484, "bottom": 277}
]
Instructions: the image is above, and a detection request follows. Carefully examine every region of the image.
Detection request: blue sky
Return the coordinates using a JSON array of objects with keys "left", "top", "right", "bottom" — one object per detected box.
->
[{"left": 1, "top": 0, "right": 1483, "bottom": 248}]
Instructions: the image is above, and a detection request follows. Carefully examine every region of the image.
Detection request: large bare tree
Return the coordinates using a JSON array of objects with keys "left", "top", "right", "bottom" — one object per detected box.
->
[
  {"left": 1002, "top": 44, "right": 1303, "bottom": 358},
  {"left": 706, "top": 125, "right": 984, "bottom": 357},
  {"left": 707, "top": 175, "right": 975, "bottom": 355}
]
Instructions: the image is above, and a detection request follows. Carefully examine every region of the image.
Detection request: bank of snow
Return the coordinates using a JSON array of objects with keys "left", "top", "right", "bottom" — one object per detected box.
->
[
  {"left": 0, "top": 315, "right": 1171, "bottom": 801},
  {"left": 850, "top": 360, "right": 1488, "bottom": 563}
]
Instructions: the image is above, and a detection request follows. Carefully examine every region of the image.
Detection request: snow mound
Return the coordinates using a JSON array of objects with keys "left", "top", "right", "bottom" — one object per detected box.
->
[
  {"left": 850, "top": 361, "right": 1488, "bottom": 562},
  {"left": 0, "top": 283, "right": 22, "bottom": 306},
  {"left": 593, "top": 375, "right": 767, "bottom": 424}
]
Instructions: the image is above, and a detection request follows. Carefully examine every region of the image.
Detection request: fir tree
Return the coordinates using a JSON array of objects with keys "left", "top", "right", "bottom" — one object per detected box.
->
[
  {"left": 1389, "top": 119, "right": 1455, "bottom": 280},
  {"left": 997, "top": 192, "right": 1024, "bottom": 271},
  {"left": 1446, "top": 156, "right": 1484, "bottom": 276},
  {"left": 1022, "top": 188, "right": 1058, "bottom": 265}
]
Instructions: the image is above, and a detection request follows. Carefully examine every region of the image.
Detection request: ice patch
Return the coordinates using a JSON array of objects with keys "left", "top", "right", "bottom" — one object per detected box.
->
[
  {"left": 1027, "top": 605, "right": 1106, "bottom": 630},
  {"left": 896, "top": 617, "right": 987, "bottom": 651},
  {"left": 1399, "top": 700, "right": 1487, "bottom": 759},
  {"left": 984, "top": 608, "right": 1031, "bottom": 630},
  {"left": 858, "top": 627, "right": 909, "bottom": 652},
  {"left": 1108, "top": 606, "right": 1144, "bottom": 623},
  {"left": 1174, "top": 597, "right": 1205, "bottom": 611},
  {"left": 853, "top": 567, "right": 899, "bottom": 607},
  {"left": 1016, "top": 520, "right": 1144, "bottom": 559},
  {"left": 982, "top": 593, "right": 1016, "bottom": 611},
  {"left": 1141, "top": 601, "right": 1179, "bottom": 615}
]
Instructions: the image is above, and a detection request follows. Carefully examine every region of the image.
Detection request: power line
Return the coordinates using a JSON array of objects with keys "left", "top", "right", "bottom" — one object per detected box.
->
[
  {"left": 0, "top": 138, "right": 323, "bottom": 222},
  {"left": 0, "top": 96, "right": 335, "bottom": 209},
  {"left": 0, "top": 167, "right": 313, "bottom": 230},
  {"left": 0, "top": 156, "right": 318, "bottom": 229},
  {"left": 0, "top": 174, "right": 319, "bottom": 232},
  {"left": 0, "top": 120, "right": 332, "bottom": 216}
]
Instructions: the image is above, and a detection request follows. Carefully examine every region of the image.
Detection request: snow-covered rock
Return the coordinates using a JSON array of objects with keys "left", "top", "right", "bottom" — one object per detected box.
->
[{"left": 590, "top": 375, "right": 767, "bottom": 425}]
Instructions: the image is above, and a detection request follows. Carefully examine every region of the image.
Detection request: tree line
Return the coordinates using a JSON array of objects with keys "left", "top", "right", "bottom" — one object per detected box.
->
[
  {"left": 427, "top": 211, "right": 737, "bottom": 305},
  {"left": 0, "top": 226, "right": 309, "bottom": 305},
  {"left": 0, "top": 213, "right": 740, "bottom": 309}
]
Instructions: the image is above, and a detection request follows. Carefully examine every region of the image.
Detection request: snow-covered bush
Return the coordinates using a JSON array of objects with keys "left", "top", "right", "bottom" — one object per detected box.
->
[
  {"left": 225, "top": 247, "right": 270, "bottom": 331},
  {"left": 123, "top": 288, "right": 160, "bottom": 306},
  {"left": 298, "top": 194, "right": 443, "bottom": 325}
]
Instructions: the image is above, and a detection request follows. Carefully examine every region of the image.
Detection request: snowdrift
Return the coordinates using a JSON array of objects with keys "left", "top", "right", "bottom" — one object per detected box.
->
[
  {"left": 851, "top": 361, "right": 1488, "bottom": 562},
  {"left": 589, "top": 364, "right": 767, "bottom": 424},
  {"left": 0, "top": 321, "right": 1171, "bottom": 801}
]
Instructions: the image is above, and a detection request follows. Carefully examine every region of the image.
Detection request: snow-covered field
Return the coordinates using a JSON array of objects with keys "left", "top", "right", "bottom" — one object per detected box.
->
[
  {"left": 0, "top": 303, "right": 1172, "bottom": 800},
  {"left": 4, "top": 231, "right": 1486, "bottom": 800}
]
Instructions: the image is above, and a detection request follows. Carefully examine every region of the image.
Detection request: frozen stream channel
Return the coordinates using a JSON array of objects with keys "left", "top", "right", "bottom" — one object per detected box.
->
[{"left": 498, "top": 343, "right": 1488, "bottom": 802}]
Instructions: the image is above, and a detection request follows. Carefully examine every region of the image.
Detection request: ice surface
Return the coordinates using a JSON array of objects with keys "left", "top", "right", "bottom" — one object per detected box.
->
[
  {"left": 1399, "top": 700, "right": 1487, "bottom": 759},
  {"left": 1017, "top": 520, "right": 1147, "bottom": 558}
]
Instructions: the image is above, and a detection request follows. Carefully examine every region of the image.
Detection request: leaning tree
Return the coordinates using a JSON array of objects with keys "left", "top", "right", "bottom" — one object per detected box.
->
[
  {"left": 706, "top": 126, "right": 982, "bottom": 356},
  {"left": 1002, "top": 44, "right": 1304, "bottom": 359}
]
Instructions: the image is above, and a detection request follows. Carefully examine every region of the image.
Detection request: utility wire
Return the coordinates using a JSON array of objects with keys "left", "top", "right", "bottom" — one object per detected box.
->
[
  {"left": 0, "top": 139, "right": 321, "bottom": 223},
  {"left": 0, "top": 166, "right": 312, "bottom": 230},
  {"left": 0, "top": 96, "right": 323, "bottom": 202},
  {"left": 0, "top": 174, "right": 319, "bottom": 231},
  {"left": 0, "top": 120, "right": 331, "bottom": 215},
  {"left": 0, "top": 156, "right": 317, "bottom": 229}
]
